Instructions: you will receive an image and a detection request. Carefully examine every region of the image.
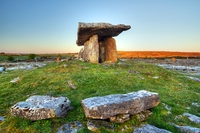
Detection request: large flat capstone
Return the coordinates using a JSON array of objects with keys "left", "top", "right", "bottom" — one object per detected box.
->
[
  {"left": 76, "top": 22, "right": 131, "bottom": 46},
  {"left": 11, "top": 95, "right": 70, "bottom": 121},
  {"left": 81, "top": 90, "right": 160, "bottom": 119}
]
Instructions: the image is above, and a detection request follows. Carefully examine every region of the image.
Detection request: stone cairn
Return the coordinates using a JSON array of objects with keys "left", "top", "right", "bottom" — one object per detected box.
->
[{"left": 76, "top": 22, "right": 131, "bottom": 63}]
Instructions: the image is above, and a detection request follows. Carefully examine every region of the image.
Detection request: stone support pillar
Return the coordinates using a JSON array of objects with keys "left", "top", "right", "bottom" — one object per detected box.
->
[
  {"left": 83, "top": 34, "right": 99, "bottom": 63},
  {"left": 101, "top": 37, "right": 117, "bottom": 63}
]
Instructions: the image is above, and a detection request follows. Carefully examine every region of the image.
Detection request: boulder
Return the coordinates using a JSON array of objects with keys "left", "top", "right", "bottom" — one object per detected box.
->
[
  {"left": 76, "top": 22, "right": 131, "bottom": 46},
  {"left": 81, "top": 90, "right": 160, "bottom": 120},
  {"left": 11, "top": 95, "right": 70, "bottom": 121}
]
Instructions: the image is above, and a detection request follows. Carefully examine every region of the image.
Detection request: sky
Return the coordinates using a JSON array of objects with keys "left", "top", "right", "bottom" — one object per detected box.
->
[{"left": 0, "top": 0, "right": 200, "bottom": 53}]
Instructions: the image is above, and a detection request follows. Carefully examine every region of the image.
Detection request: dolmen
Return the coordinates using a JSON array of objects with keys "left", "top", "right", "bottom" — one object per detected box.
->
[
  {"left": 10, "top": 95, "right": 70, "bottom": 121},
  {"left": 81, "top": 90, "right": 160, "bottom": 123},
  {"left": 76, "top": 22, "right": 131, "bottom": 63}
]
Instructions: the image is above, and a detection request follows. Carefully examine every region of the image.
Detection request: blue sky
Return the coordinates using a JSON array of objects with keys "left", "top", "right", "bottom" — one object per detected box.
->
[{"left": 0, "top": 0, "right": 200, "bottom": 53}]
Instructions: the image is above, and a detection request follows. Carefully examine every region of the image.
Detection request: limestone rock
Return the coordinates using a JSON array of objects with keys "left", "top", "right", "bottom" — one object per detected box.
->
[
  {"left": 87, "top": 120, "right": 115, "bottom": 132},
  {"left": 171, "top": 123, "right": 200, "bottom": 133},
  {"left": 76, "top": 22, "right": 131, "bottom": 46},
  {"left": 0, "top": 67, "right": 5, "bottom": 73},
  {"left": 183, "top": 113, "right": 200, "bottom": 124},
  {"left": 78, "top": 47, "right": 84, "bottom": 59},
  {"left": 11, "top": 95, "right": 70, "bottom": 121},
  {"left": 134, "top": 124, "right": 172, "bottom": 133},
  {"left": 81, "top": 90, "right": 160, "bottom": 119},
  {"left": 57, "top": 121, "right": 83, "bottom": 133},
  {"left": 67, "top": 80, "right": 77, "bottom": 90},
  {"left": 134, "top": 110, "right": 152, "bottom": 122},
  {"left": 102, "top": 37, "right": 117, "bottom": 63},
  {"left": 0, "top": 116, "right": 5, "bottom": 121},
  {"left": 82, "top": 34, "right": 99, "bottom": 63},
  {"left": 110, "top": 113, "right": 130, "bottom": 123}
]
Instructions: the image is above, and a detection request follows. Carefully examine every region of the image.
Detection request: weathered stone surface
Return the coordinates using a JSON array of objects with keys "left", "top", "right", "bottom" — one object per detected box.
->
[
  {"left": 57, "top": 121, "right": 83, "bottom": 133},
  {"left": 81, "top": 34, "right": 99, "bottom": 63},
  {"left": 171, "top": 123, "right": 200, "bottom": 133},
  {"left": 0, "top": 116, "right": 5, "bottom": 121},
  {"left": 110, "top": 113, "right": 130, "bottom": 123},
  {"left": 76, "top": 22, "right": 131, "bottom": 46},
  {"left": 99, "top": 41, "right": 106, "bottom": 63},
  {"left": 134, "top": 124, "right": 172, "bottom": 133},
  {"left": 0, "top": 67, "right": 5, "bottom": 73},
  {"left": 102, "top": 37, "right": 117, "bottom": 63},
  {"left": 81, "top": 90, "right": 160, "bottom": 119},
  {"left": 183, "top": 113, "right": 200, "bottom": 124},
  {"left": 11, "top": 95, "right": 70, "bottom": 121},
  {"left": 87, "top": 120, "right": 115, "bottom": 132},
  {"left": 78, "top": 47, "right": 84, "bottom": 59},
  {"left": 134, "top": 110, "right": 152, "bottom": 122}
]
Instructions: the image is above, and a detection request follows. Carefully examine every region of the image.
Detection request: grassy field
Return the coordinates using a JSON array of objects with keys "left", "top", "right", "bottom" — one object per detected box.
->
[{"left": 0, "top": 59, "right": 199, "bottom": 132}]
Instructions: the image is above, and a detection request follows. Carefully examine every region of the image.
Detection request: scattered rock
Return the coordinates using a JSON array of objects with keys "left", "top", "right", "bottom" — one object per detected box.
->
[
  {"left": 63, "top": 64, "right": 68, "bottom": 68},
  {"left": 87, "top": 120, "right": 115, "bottom": 132},
  {"left": 138, "top": 76, "right": 144, "bottom": 80},
  {"left": 6, "top": 63, "right": 46, "bottom": 71},
  {"left": 134, "top": 124, "right": 172, "bottom": 133},
  {"left": 192, "top": 102, "right": 199, "bottom": 107},
  {"left": 128, "top": 70, "right": 140, "bottom": 74},
  {"left": 162, "top": 103, "right": 172, "bottom": 114},
  {"left": 118, "top": 62, "right": 125, "bottom": 66},
  {"left": 170, "top": 123, "right": 200, "bottom": 133},
  {"left": 152, "top": 76, "right": 159, "bottom": 79},
  {"left": 0, "top": 67, "right": 5, "bottom": 73},
  {"left": 10, "top": 95, "right": 71, "bottom": 121},
  {"left": 0, "top": 116, "right": 5, "bottom": 121},
  {"left": 186, "top": 107, "right": 191, "bottom": 110},
  {"left": 183, "top": 113, "right": 200, "bottom": 124},
  {"left": 81, "top": 90, "right": 160, "bottom": 120},
  {"left": 119, "top": 59, "right": 130, "bottom": 62},
  {"left": 57, "top": 121, "right": 83, "bottom": 133},
  {"left": 186, "top": 76, "right": 200, "bottom": 82},
  {"left": 67, "top": 80, "right": 77, "bottom": 89},
  {"left": 10, "top": 77, "right": 20, "bottom": 83}
]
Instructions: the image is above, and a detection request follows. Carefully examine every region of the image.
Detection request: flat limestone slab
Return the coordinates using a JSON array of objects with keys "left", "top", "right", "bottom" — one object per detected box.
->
[
  {"left": 81, "top": 90, "right": 160, "bottom": 119},
  {"left": 11, "top": 95, "right": 70, "bottom": 121},
  {"left": 76, "top": 22, "right": 131, "bottom": 46}
]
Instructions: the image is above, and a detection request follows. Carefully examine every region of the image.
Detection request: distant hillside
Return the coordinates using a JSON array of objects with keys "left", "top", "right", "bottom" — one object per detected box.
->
[{"left": 118, "top": 51, "right": 200, "bottom": 58}]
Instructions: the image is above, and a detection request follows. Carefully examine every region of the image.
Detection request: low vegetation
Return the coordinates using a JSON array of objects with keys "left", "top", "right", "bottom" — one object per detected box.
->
[{"left": 0, "top": 59, "right": 199, "bottom": 132}]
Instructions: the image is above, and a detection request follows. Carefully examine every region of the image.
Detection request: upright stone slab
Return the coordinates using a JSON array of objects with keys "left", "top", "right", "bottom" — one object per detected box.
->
[
  {"left": 83, "top": 34, "right": 99, "bottom": 63},
  {"left": 103, "top": 37, "right": 117, "bottom": 63},
  {"left": 81, "top": 90, "right": 160, "bottom": 119}
]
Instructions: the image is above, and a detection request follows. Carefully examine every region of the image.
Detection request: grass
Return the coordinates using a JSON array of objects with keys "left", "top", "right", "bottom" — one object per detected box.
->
[
  {"left": 0, "top": 59, "right": 199, "bottom": 132},
  {"left": 0, "top": 56, "right": 28, "bottom": 61}
]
